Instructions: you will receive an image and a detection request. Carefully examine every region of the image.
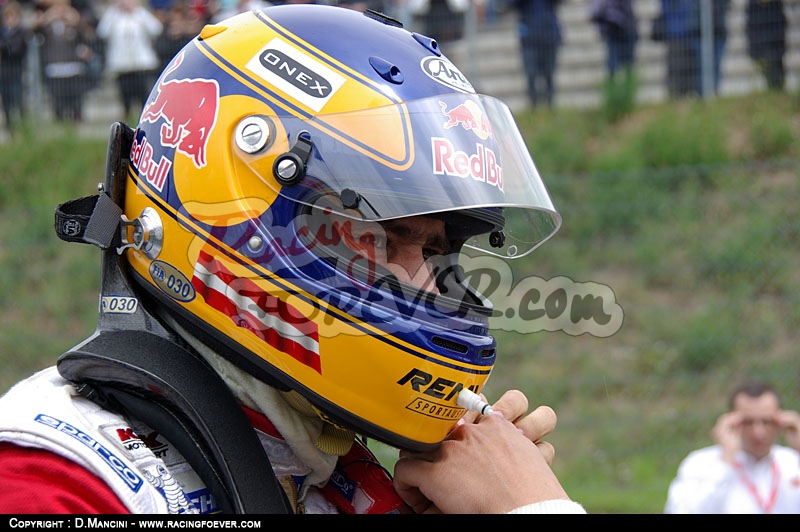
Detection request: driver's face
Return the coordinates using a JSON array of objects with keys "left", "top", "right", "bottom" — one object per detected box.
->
[{"left": 346, "top": 216, "right": 450, "bottom": 293}]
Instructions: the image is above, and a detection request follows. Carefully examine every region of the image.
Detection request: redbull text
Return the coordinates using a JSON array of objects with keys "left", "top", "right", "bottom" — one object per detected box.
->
[
  {"left": 431, "top": 137, "right": 503, "bottom": 191},
  {"left": 130, "top": 135, "right": 172, "bottom": 193}
]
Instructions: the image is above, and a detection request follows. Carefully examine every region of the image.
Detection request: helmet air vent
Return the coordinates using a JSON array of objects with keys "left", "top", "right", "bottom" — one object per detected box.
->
[
  {"left": 369, "top": 56, "right": 404, "bottom": 84},
  {"left": 412, "top": 33, "right": 441, "bottom": 56},
  {"left": 480, "top": 348, "right": 495, "bottom": 359},
  {"left": 431, "top": 336, "right": 469, "bottom": 354},
  {"left": 198, "top": 23, "right": 227, "bottom": 41}
]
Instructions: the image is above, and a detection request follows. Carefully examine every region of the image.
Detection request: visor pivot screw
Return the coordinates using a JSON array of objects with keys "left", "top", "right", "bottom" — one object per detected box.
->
[
  {"left": 274, "top": 154, "right": 303, "bottom": 184},
  {"left": 235, "top": 116, "right": 273, "bottom": 154},
  {"left": 340, "top": 188, "right": 361, "bottom": 209},
  {"left": 273, "top": 135, "right": 312, "bottom": 186},
  {"left": 489, "top": 230, "right": 506, "bottom": 249}
]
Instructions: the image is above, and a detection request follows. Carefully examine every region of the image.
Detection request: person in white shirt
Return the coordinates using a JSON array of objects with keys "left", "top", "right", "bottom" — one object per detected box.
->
[
  {"left": 96, "top": 0, "right": 163, "bottom": 120},
  {"left": 665, "top": 381, "right": 800, "bottom": 513}
]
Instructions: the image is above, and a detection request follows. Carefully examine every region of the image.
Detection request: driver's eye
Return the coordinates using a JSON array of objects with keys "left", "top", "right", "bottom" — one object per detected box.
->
[{"left": 422, "top": 248, "right": 442, "bottom": 261}]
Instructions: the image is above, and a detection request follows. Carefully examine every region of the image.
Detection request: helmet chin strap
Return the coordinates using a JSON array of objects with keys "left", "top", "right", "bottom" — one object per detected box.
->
[
  {"left": 54, "top": 123, "right": 292, "bottom": 514},
  {"left": 279, "top": 389, "right": 356, "bottom": 458}
]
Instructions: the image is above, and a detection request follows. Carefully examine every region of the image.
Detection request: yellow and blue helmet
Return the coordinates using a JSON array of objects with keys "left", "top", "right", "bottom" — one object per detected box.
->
[{"left": 123, "top": 4, "right": 560, "bottom": 451}]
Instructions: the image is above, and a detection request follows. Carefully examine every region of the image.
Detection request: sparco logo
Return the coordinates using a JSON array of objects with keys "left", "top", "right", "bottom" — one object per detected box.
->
[
  {"left": 259, "top": 49, "right": 331, "bottom": 98},
  {"left": 35, "top": 414, "right": 143, "bottom": 491},
  {"left": 420, "top": 56, "right": 474, "bottom": 93}
]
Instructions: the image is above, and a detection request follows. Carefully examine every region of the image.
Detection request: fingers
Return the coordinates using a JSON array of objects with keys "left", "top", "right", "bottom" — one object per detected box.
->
[
  {"left": 713, "top": 411, "right": 743, "bottom": 439},
  {"left": 393, "top": 456, "right": 435, "bottom": 514},
  {"left": 712, "top": 411, "right": 744, "bottom": 463},
  {"left": 775, "top": 410, "right": 800, "bottom": 452},
  {"left": 491, "top": 392, "right": 557, "bottom": 441},
  {"left": 775, "top": 409, "right": 800, "bottom": 428},
  {"left": 477, "top": 391, "right": 558, "bottom": 466},
  {"left": 536, "top": 440, "right": 556, "bottom": 465},
  {"left": 474, "top": 390, "right": 557, "bottom": 443},
  {"left": 515, "top": 405, "right": 558, "bottom": 442},
  {"left": 395, "top": 412, "right": 568, "bottom": 513},
  {"left": 491, "top": 389, "right": 529, "bottom": 422}
]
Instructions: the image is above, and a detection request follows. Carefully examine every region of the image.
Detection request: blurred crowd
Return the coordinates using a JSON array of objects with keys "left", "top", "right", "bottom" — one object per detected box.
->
[
  {"left": 513, "top": 0, "right": 793, "bottom": 108},
  {"left": 0, "top": 0, "right": 410, "bottom": 133},
  {"left": 0, "top": 0, "right": 796, "bottom": 132}
]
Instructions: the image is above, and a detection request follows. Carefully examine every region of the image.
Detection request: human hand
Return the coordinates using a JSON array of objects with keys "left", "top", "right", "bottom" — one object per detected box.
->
[
  {"left": 393, "top": 392, "right": 569, "bottom": 514},
  {"left": 463, "top": 389, "right": 557, "bottom": 464},
  {"left": 774, "top": 409, "right": 800, "bottom": 452},
  {"left": 712, "top": 411, "right": 743, "bottom": 463}
]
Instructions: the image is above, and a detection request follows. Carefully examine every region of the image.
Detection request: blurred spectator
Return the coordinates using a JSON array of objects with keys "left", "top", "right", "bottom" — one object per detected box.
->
[
  {"left": 590, "top": 0, "right": 638, "bottom": 80},
  {"left": 150, "top": 0, "right": 177, "bottom": 20},
  {"left": 656, "top": 0, "right": 701, "bottom": 99},
  {"left": 0, "top": 1, "right": 30, "bottom": 132},
  {"left": 746, "top": 0, "right": 786, "bottom": 91},
  {"left": 336, "top": 0, "right": 383, "bottom": 14},
  {"left": 210, "top": 0, "right": 269, "bottom": 24},
  {"left": 209, "top": 0, "right": 237, "bottom": 22},
  {"left": 156, "top": 0, "right": 204, "bottom": 70},
  {"left": 33, "top": 0, "right": 93, "bottom": 122},
  {"left": 711, "top": 0, "right": 730, "bottom": 94},
  {"left": 477, "top": 0, "right": 504, "bottom": 26},
  {"left": 381, "top": 0, "right": 414, "bottom": 28},
  {"left": 510, "top": 0, "right": 562, "bottom": 108},
  {"left": 187, "top": 0, "right": 212, "bottom": 22},
  {"left": 665, "top": 381, "right": 800, "bottom": 513},
  {"left": 97, "top": 0, "right": 163, "bottom": 122},
  {"left": 70, "top": 0, "right": 103, "bottom": 91},
  {"left": 408, "top": 0, "right": 467, "bottom": 44},
  {"left": 69, "top": 0, "right": 99, "bottom": 34}
]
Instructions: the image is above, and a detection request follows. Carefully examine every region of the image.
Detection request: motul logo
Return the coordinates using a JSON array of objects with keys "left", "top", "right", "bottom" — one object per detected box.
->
[{"left": 431, "top": 137, "right": 503, "bottom": 191}]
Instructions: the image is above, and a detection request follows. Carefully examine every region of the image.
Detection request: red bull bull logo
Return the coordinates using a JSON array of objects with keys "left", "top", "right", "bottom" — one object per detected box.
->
[
  {"left": 439, "top": 100, "right": 494, "bottom": 141},
  {"left": 141, "top": 52, "right": 219, "bottom": 169}
]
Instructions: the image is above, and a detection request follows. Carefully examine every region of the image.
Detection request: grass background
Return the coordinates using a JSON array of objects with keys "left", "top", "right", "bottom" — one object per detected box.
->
[{"left": 1, "top": 89, "right": 798, "bottom": 513}]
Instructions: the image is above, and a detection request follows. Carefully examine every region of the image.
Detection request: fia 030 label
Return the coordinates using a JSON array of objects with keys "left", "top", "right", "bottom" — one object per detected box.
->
[{"left": 101, "top": 295, "right": 139, "bottom": 314}]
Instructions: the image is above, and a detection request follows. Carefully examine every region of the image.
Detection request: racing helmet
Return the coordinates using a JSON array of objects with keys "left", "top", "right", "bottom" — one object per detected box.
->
[{"left": 121, "top": 4, "right": 561, "bottom": 451}]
